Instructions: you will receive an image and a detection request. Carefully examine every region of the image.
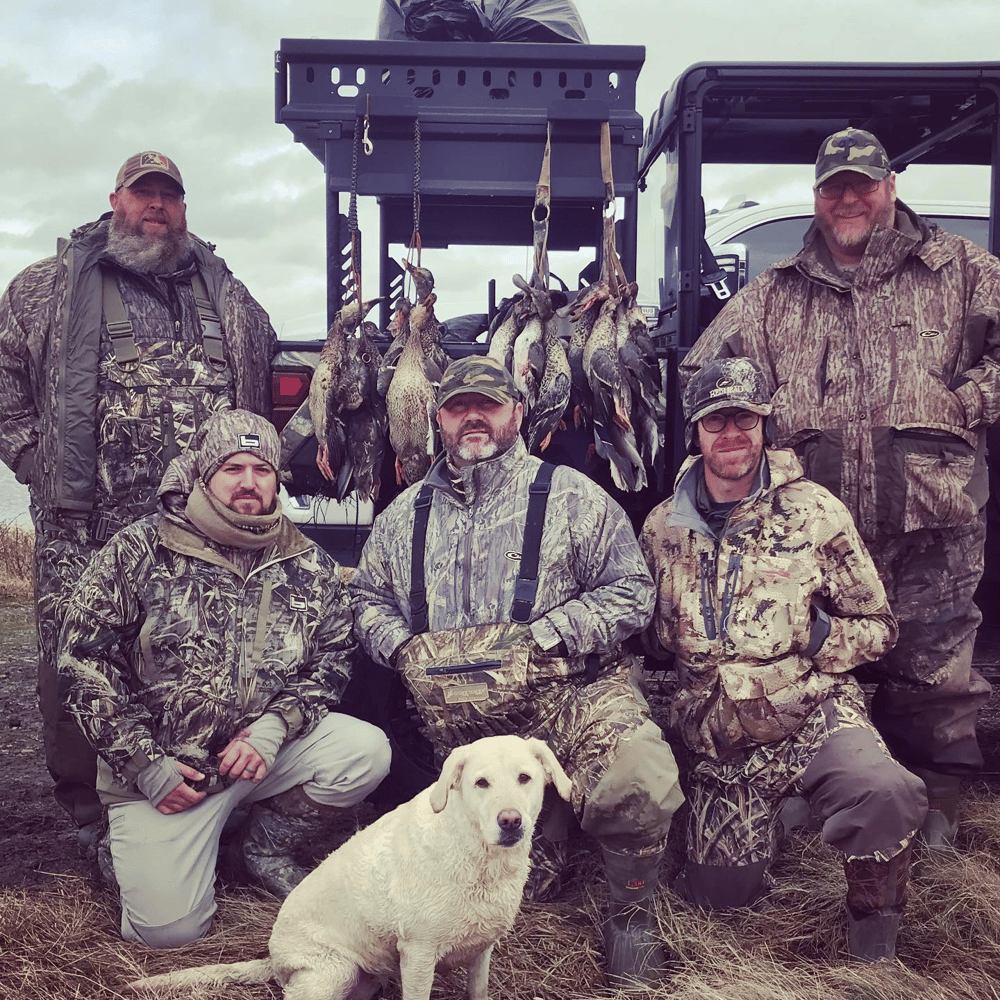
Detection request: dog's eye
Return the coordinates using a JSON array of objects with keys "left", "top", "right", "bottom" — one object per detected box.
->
[
  {"left": 475, "top": 778, "right": 490, "bottom": 789},
  {"left": 518, "top": 773, "right": 531, "bottom": 784}
]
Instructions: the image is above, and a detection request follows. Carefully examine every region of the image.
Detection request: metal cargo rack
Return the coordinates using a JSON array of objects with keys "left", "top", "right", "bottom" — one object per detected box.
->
[{"left": 275, "top": 38, "right": 646, "bottom": 331}]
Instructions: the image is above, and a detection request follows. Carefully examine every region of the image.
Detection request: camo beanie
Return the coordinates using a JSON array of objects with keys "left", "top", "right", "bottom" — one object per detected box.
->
[{"left": 195, "top": 409, "right": 281, "bottom": 484}]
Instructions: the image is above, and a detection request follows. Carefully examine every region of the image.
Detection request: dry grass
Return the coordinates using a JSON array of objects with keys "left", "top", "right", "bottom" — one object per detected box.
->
[
  {"left": 6, "top": 790, "right": 1000, "bottom": 999},
  {"left": 0, "top": 519, "right": 33, "bottom": 600}
]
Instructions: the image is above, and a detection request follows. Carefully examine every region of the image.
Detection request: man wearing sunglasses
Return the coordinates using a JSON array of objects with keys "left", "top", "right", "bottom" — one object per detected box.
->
[
  {"left": 640, "top": 356, "right": 927, "bottom": 962},
  {"left": 683, "top": 127, "right": 1000, "bottom": 855}
]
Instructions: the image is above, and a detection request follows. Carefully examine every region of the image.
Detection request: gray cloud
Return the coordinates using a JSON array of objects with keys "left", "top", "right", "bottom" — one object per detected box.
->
[{"left": 3, "top": 0, "right": 999, "bottom": 339}]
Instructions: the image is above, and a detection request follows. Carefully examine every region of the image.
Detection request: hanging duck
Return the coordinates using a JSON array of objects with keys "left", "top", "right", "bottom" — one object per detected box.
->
[
  {"left": 385, "top": 291, "right": 446, "bottom": 485},
  {"left": 308, "top": 296, "right": 382, "bottom": 482}
]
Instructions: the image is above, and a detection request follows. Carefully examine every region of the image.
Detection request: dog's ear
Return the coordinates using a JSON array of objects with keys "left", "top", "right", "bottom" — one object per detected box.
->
[
  {"left": 525, "top": 738, "right": 573, "bottom": 801},
  {"left": 429, "top": 745, "right": 469, "bottom": 813}
]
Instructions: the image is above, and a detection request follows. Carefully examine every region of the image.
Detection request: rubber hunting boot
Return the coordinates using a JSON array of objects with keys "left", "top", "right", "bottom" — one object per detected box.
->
[
  {"left": 601, "top": 845, "right": 668, "bottom": 990},
  {"left": 241, "top": 785, "right": 351, "bottom": 897},
  {"left": 844, "top": 845, "right": 911, "bottom": 963}
]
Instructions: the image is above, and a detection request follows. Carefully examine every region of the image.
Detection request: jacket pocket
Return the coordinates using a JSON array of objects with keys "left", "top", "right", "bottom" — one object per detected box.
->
[
  {"left": 397, "top": 622, "right": 571, "bottom": 748},
  {"left": 789, "top": 429, "right": 843, "bottom": 500},
  {"left": 902, "top": 448, "right": 977, "bottom": 532},
  {"left": 877, "top": 430, "right": 978, "bottom": 533}
]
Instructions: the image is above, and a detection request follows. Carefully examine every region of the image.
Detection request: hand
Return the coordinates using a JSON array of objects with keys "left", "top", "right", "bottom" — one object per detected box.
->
[
  {"left": 217, "top": 729, "right": 268, "bottom": 784},
  {"left": 156, "top": 761, "right": 208, "bottom": 815}
]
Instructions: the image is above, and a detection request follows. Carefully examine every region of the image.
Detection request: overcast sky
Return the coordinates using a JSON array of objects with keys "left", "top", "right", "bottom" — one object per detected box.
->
[{"left": 2, "top": 0, "right": 999, "bottom": 340}]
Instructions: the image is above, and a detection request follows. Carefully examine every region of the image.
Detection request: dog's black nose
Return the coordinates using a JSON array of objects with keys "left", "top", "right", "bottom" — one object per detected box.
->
[{"left": 497, "top": 810, "right": 522, "bottom": 831}]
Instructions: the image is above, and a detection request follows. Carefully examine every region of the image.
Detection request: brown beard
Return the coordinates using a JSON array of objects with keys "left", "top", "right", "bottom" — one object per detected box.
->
[{"left": 106, "top": 209, "right": 194, "bottom": 275}]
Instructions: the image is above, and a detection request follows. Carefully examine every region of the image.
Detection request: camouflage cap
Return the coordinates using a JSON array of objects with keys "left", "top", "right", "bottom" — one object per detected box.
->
[
  {"left": 814, "top": 129, "right": 891, "bottom": 188},
  {"left": 684, "top": 357, "right": 773, "bottom": 446},
  {"left": 194, "top": 409, "right": 281, "bottom": 483},
  {"left": 115, "top": 151, "right": 185, "bottom": 194},
  {"left": 437, "top": 355, "right": 520, "bottom": 406}
]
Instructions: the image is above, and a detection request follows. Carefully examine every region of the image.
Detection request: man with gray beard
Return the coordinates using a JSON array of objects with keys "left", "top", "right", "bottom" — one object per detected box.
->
[
  {"left": 0, "top": 151, "right": 276, "bottom": 845},
  {"left": 351, "top": 355, "right": 683, "bottom": 990}
]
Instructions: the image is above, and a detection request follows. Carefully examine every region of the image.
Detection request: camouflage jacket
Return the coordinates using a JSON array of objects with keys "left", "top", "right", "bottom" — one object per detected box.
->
[
  {"left": 683, "top": 203, "right": 1000, "bottom": 540},
  {"left": 639, "top": 447, "right": 897, "bottom": 761},
  {"left": 58, "top": 508, "right": 354, "bottom": 803},
  {"left": 0, "top": 215, "right": 275, "bottom": 528},
  {"left": 350, "top": 437, "right": 654, "bottom": 668}
]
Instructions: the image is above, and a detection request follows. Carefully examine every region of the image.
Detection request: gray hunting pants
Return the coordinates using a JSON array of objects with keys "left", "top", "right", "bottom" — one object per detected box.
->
[
  {"left": 682, "top": 694, "right": 927, "bottom": 908},
  {"left": 108, "top": 713, "right": 391, "bottom": 948}
]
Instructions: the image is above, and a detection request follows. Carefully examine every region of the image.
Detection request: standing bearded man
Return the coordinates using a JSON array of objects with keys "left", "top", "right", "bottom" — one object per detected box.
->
[{"left": 0, "top": 151, "right": 276, "bottom": 843}]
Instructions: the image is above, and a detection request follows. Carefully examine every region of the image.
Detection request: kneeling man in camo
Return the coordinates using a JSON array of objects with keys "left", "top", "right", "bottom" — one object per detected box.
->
[
  {"left": 639, "top": 358, "right": 928, "bottom": 962},
  {"left": 58, "top": 409, "right": 390, "bottom": 948},
  {"left": 350, "top": 355, "right": 683, "bottom": 989}
]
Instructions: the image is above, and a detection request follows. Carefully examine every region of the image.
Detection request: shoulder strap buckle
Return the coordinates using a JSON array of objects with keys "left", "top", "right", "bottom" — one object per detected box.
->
[{"left": 101, "top": 272, "right": 140, "bottom": 364}]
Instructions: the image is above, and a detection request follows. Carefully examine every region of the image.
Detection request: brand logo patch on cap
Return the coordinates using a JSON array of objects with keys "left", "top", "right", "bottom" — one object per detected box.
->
[
  {"left": 238, "top": 433, "right": 262, "bottom": 449},
  {"left": 139, "top": 152, "right": 171, "bottom": 171}
]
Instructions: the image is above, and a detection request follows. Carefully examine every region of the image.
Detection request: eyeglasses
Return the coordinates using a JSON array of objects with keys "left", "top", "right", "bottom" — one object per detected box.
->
[
  {"left": 700, "top": 410, "right": 761, "bottom": 433},
  {"left": 816, "top": 176, "right": 881, "bottom": 200}
]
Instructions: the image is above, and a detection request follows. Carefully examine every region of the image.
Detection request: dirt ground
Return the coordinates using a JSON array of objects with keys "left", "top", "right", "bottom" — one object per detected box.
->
[
  {"left": 3, "top": 596, "right": 1000, "bottom": 893},
  {"left": 0, "top": 600, "right": 90, "bottom": 888}
]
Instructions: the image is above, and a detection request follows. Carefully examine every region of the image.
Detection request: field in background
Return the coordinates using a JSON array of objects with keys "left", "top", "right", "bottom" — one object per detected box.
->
[{"left": 0, "top": 520, "right": 32, "bottom": 600}]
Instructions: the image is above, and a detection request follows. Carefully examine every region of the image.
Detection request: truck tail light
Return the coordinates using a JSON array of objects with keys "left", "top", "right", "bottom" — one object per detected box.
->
[{"left": 272, "top": 371, "right": 310, "bottom": 408}]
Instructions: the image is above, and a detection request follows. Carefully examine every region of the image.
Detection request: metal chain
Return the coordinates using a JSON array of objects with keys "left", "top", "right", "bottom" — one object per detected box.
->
[
  {"left": 347, "top": 114, "right": 362, "bottom": 306},
  {"left": 410, "top": 119, "right": 422, "bottom": 264}
]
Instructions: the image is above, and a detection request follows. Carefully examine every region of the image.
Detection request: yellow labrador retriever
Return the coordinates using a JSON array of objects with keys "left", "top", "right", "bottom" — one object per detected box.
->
[{"left": 128, "top": 734, "right": 572, "bottom": 1000}]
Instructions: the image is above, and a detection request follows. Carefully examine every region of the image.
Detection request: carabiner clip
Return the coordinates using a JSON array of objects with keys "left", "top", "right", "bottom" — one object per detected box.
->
[{"left": 363, "top": 116, "right": 374, "bottom": 156}]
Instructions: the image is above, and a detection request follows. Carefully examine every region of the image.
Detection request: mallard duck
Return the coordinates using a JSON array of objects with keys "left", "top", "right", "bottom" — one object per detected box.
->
[
  {"left": 487, "top": 297, "right": 525, "bottom": 371},
  {"left": 377, "top": 298, "right": 412, "bottom": 399},
  {"left": 340, "top": 320, "right": 388, "bottom": 503},
  {"left": 309, "top": 297, "right": 382, "bottom": 481},
  {"left": 584, "top": 297, "right": 646, "bottom": 492},
  {"left": 526, "top": 310, "right": 571, "bottom": 454},
  {"left": 617, "top": 288, "right": 664, "bottom": 479},
  {"left": 566, "top": 280, "right": 610, "bottom": 429},
  {"left": 508, "top": 274, "right": 553, "bottom": 415},
  {"left": 402, "top": 259, "right": 435, "bottom": 302},
  {"left": 386, "top": 292, "right": 446, "bottom": 485}
]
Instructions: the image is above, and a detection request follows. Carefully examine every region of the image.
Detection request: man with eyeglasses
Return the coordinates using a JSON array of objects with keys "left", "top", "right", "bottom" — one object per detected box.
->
[
  {"left": 683, "top": 127, "right": 1000, "bottom": 856},
  {"left": 0, "top": 151, "right": 276, "bottom": 850},
  {"left": 640, "top": 356, "right": 927, "bottom": 962}
]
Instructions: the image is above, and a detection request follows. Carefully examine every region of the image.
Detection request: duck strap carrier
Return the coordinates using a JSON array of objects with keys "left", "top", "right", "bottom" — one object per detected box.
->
[{"left": 398, "top": 463, "right": 612, "bottom": 749}]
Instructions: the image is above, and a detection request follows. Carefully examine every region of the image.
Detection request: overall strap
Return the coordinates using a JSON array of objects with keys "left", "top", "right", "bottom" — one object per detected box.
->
[
  {"left": 101, "top": 269, "right": 225, "bottom": 367},
  {"left": 408, "top": 483, "right": 435, "bottom": 635},
  {"left": 101, "top": 270, "right": 139, "bottom": 364},
  {"left": 190, "top": 271, "right": 226, "bottom": 369},
  {"left": 510, "top": 462, "right": 555, "bottom": 624}
]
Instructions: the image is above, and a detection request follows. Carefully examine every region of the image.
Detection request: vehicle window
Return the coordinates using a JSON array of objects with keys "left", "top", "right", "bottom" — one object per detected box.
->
[
  {"left": 926, "top": 217, "right": 989, "bottom": 249},
  {"left": 729, "top": 218, "right": 810, "bottom": 282}
]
